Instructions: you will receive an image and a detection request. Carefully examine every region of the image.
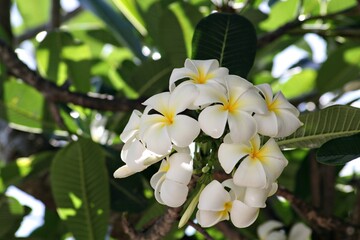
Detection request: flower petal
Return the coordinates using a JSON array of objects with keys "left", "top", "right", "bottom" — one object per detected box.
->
[
  {"left": 225, "top": 75, "right": 253, "bottom": 99},
  {"left": 256, "top": 83, "right": 273, "bottom": 102},
  {"left": 218, "top": 142, "right": 249, "bottom": 174},
  {"left": 288, "top": 223, "right": 312, "bottom": 240},
  {"left": 276, "top": 109, "right": 303, "bottom": 137},
  {"left": 141, "top": 121, "right": 172, "bottom": 155},
  {"left": 236, "top": 88, "right": 268, "bottom": 114},
  {"left": 198, "top": 180, "right": 231, "bottom": 211},
  {"left": 230, "top": 200, "right": 259, "bottom": 228},
  {"left": 257, "top": 220, "right": 284, "bottom": 240},
  {"left": 169, "top": 68, "right": 192, "bottom": 91},
  {"left": 274, "top": 92, "right": 299, "bottom": 115},
  {"left": 228, "top": 111, "right": 257, "bottom": 143},
  {"left": 199, "top": 105, "right": 228, "bottom": 139},
  {"left": 142, "top": 92, "right": 170, "bottom": 114},
  {"left": 170, "top": 84, "right": 199, "bottom": 114},
  {"left": 193, "top": 82, "right": 226, "bottom": 106},
  {"left": 150, "top": 171, "right": 165, "bottom": 189},
  {"left": 196, "top": 210, "right": 227, "bottom": 228},
  {"left": 253, "top": 111, "right": 278, "bottom": 137},
  {"left": 120, "top": 110, "right": 142, "bottom": 142},
  {"left": 160, "top": 179, "right": 189, "bottom": 207},
  {"left": 233, "top": 157, "right": 268, "bottom": 188},
  {"left": 113, "top": 165, "right": 137, "bottom": 178},
  {"left": 167, "top": 153, "right": 193, "bottom": 184},
  {"left": 168, "top": 115, "right": 200, "bottom": 147},
  {"left": 243, "top": 185, "right": 272, "bottom": 208}
]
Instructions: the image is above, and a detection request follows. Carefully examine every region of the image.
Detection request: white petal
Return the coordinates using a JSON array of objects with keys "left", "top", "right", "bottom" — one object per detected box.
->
[
  {"left": 274, "top": 92, "right": 299, "bottom": 115},
  {"left": 195, "top": 59, "right": 219, "bottom": 73},
  {"left": 257, "top": 220, "right": 284, "bottom": 240},
  {"left": 260, "top": 139, "right": 288, "bottom": 181},
  {"left": 253, "top": 112, "right": 278, "bottom": 137},
  {"left": 267, "top": 231, "right": 287, "bottom": 240},
  {"left": 199, "top": 105, "right": 228, "bottom": 138},
  {"left": 184, "top": 58, "right": 199, "bottom": 73},
  {"left": 142, "top": 92, "right": 170, "bottom": 114},
  {"left": 222, "top": 179, "right": 246, "bottom": 200},
  {"left": 193, "top": 82, "right": 226, "bottom": 106},
  {"left": 142, "top": 122, "right": 172, "bottom": 156},
  {"left": 288, "top": 223, "right": 312, "bottom": 240},
  {"left": 268, "top": 182, "right": 278, "bottom": 197},
  {"left": 167, "top": 153, "right": 193, "bottom": 184},
  {"left": 169, "top": 68, "right": 192, "bottom": 91},
  {"left": 233, "top": 157, "right": 268, "bottom": 188},
  {"left": 230, "top": 200, "right": 259, "bottom": 228},
  {"left": 218, "top": 143, "right": 249, "bottom": 174},
  {"left": 154, "top": 175, "right": 165, "bottom": 205},
  {"left": 160, "top": 179, "right": 189, "bottom": 207},
  {"left": 150, "top": 171, "right": 166, "bottom": 189},
  {"left": 170, "top": 84, "right": 199, "bottom": 114},
  {"left": 198, "top": 180, "right": 231, "bottom": 211},
  {"left": 226, "top": 75, "right": 253, "bottom": 99},
  {"left": 120, "top": 110, "right": 142, "bottom": 142},
  {"left": 243, "top": 186, "right": 272, "bottom": 208},
  {"left": 168, "top": 115, "right": 200, "bottom": 147},
  {"left": 276, "top": 109, "right": 303, "bottom": 137},
  {"left": 113, "top": 165, "right": 137, "bottom": 178},
  {"left": 228, "top": 111, "right": 257, "bottom": 143},
  {"left": 196, "top": 210, "right": 227, "bottom": 228},
  {"left": 236, "top": 88, "right": 268, "bottom": 114},
  {"left": 256, "top": 83, "right": 273, "bottom": 102}
]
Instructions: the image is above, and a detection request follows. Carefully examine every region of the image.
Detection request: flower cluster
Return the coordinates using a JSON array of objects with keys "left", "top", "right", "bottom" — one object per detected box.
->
[
  {"left": 114, "top": 59, "right": 302, "bottom": 228},
  {"left": 257, "top": 220, "right": 312, "bottom": 240}
]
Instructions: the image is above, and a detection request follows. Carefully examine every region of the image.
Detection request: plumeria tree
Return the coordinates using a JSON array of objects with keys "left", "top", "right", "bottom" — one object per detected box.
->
[{"left": 0, "top": 0, "right": 359, "bottom": 240}]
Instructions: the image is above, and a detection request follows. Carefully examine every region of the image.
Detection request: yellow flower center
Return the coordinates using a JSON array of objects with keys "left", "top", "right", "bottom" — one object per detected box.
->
[
  {"left": 222, "top": 98, "right": 239, "bottom": 113},
  {"left": 191, "top": 68, "right": 213, "bottom": 84},
  {"left": 160, "top": 111, "right": 174, "bottom": 126},
  {"left": 267, "top": 98, "right": 280, "bottom": 113},
  {"left": 219, "top": 201, "right": 233, "bottom": 217}
]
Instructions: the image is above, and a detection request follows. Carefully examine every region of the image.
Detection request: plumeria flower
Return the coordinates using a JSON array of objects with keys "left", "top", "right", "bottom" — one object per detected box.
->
[
  {"left": 169, "top": 59, "right": 228, "bottom": 107},
  {"left": 218, "top": 134, "right": 288, "bottom": 188},
  {"left": 198, "top": 75, "right": 267, "bottom": 142},
  {"left": 114, "top": 110, "right": 163, "bottom": 178},
  {"left": 150, "top": 152, "right": 193, "bottom": 207},
  {"left": 258, "top": 220, "right": 312, "bottom": 240},
  {"left": 140, "top": 84, "right": 200, "bottom": 156},
  {"left": 254, "top": 84, "right": 303, "bottom": 138},
  {"left": 196, "top": 180, "right": 261, "bottom": 228}
]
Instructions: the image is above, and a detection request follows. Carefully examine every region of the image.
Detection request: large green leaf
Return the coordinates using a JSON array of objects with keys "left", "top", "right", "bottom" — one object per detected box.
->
[
  {"left": 15, "top": 0, "right": 50, "bottom": 32},
  {"left": 51, "top": 138, "right": 109, "bottom": 240},
  {"left": 317, "top": 134, "right": 360, "bottom": 165},
  {"left": 327, "top": 0, "right": 357, "bottom": 13},
  {"left": 192, "top": 13, "right": 257, "bottom": 78},
  {"left": 277, "top": 105, "right": 360, "bottom": 149},
  {"left": 0, "top": 79, "right": 56, "bottom": 131},
  {"left": 78, "top": 0, "right": 144, "bottom": 60},
  {"left": 316, "top": 43, "right": 360, "bottom": 94}
]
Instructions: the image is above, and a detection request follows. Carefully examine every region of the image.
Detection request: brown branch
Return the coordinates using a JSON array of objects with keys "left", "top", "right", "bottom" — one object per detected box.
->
[
  {"left": 257, "top": 4, "right": 360, "bottom": 48},
  {"left": 0, "top": 39, "right": 144, "bottom": 112},
  {"left": 121, "top": 207, "right": 182, "bottom": 240},
  {"left": 187, "top": 221, "right": 214, "bottom": 240},
  {"left": 0, "top": 0, "right": 12, "bottom": 42},
  {"left": 216, "top": 222, "right": 247, "bottom": 240},
  {"left": 277, "top": 186, "right": 358, "bottom": 236},
  {"left": 50, "top": 0, "right": 61, "bottom": 29},
  {"left": 15, "top": 6, "right": 83, "bottom": 44}
]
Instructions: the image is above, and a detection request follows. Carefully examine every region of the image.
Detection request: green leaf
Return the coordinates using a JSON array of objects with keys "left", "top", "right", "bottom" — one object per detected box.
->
[
  {"left": 0, "top": 196, "right": 28, "bottom": 238},
  {"left": 316, "top": 43, "right": 360, "bottom": 94},
  {"left": 317, "top": 134, "right": 360, "bottom": 165},
  {"left": 327, "top": 0, "right": 357, "bottom": 13},
  {"left": 0, "top": 79, "right": 56, "bottom": 131},
  {"left": 15, "top": 0, "right": 50, "bottom": 31},
  {"left": 271, "top": 69, "right": 317, "bottom": 99},
  {"left": 78, "top": 0, "right": 145, "bottom": 60},
  {"left": 192, "top": 13, "right": 257, "bottom": 78},
  {"left": 260, "top": 0, "right": 299, "bottom": 31},
  {"left": 51, "top": 138, "right": 109, "bottom": 240},
  {"left": 277, "top": 105, "right": 360, "bottom": 149}
]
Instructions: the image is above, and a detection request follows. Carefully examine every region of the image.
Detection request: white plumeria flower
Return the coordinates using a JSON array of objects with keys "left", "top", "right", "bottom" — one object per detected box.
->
[
  {"left": 198, "top": 75, "right": 267, "bottom": 142},
  {"left": 140, "top": 84, "right": 200, "bottom": 155},
  {"left": 150, "top": 152, "right": 193, "bottom": 207},
  {"left": 196, "top": 180, "right": 260, "bottom": 228},
  {"left": 254, "top": 84, "right": 303, "bottom": 138},
  {"left": 258, "top": 220, "right": 311, "bottom": 240},
  {"left": 218, "top": 134, "right": 288, "bottom": 188},
  {"left": 169, "top": 59, "right": 228, "bottom": 105}
]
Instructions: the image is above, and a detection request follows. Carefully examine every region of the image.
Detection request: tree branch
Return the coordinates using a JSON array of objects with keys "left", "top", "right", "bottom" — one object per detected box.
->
[
  {"left": 15, "top": 6, "right": 83, "bottom": 44},
  {"left": 0, "top": 39, "right": 143, "bottom": 112},
  {"left": 0, "top": 0, "right": 12, "bottom": 42},
  {"left": 277, "top": 186, "right": 358, "bottom": 237},
  {"left": 257, "top": 4, "right": 360, "bottom": 48},
  {"left": 187, "top": 221, "right": 215, "bottom": 240},
  {"left": 121, "top": 207, "right": 182, "bottom": 240},
  {"left": 50, "top": 0, "right": 61, "bottom": 29}
]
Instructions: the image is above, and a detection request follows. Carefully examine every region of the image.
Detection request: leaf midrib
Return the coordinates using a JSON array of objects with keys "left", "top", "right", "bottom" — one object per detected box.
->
[
  {"left": 77, "top": 144, "right": 96, "bottom": 240},
  {"left": 219, "top": 16, "right": 230, "bottom": 66}
]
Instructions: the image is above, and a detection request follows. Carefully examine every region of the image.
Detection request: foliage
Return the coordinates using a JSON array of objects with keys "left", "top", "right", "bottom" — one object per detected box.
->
[{"left": 0, "top": 0, "right": 359, "bottom": 239}]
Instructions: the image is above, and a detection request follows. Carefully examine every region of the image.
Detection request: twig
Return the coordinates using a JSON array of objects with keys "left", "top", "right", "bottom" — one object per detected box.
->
[
  {"left": 277, "top": 186, "right": 358, "bottom": 236},
  {"left": 0, "top": 0, "right": 12, "bottom": 42},
  {"left": 257, "top": 4, "right": 360, "bottom": 48},
  {"left": 216, "top": 221, "right": 247, "bottom": 240},
  {"left": 50, "top": 0, "right": 61, "bottom": 29},
  {"left": 0, "top": 39, "right": 144, "bottom": 112},
  {"left": 121, "top": 207, "right": 182, "bottom": 240},
  {"left": 187, "top": 221, "right": 214, "bottom": 240},
  {"left": 15, "top": 7, "right": 83, "bottom": 44}
]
